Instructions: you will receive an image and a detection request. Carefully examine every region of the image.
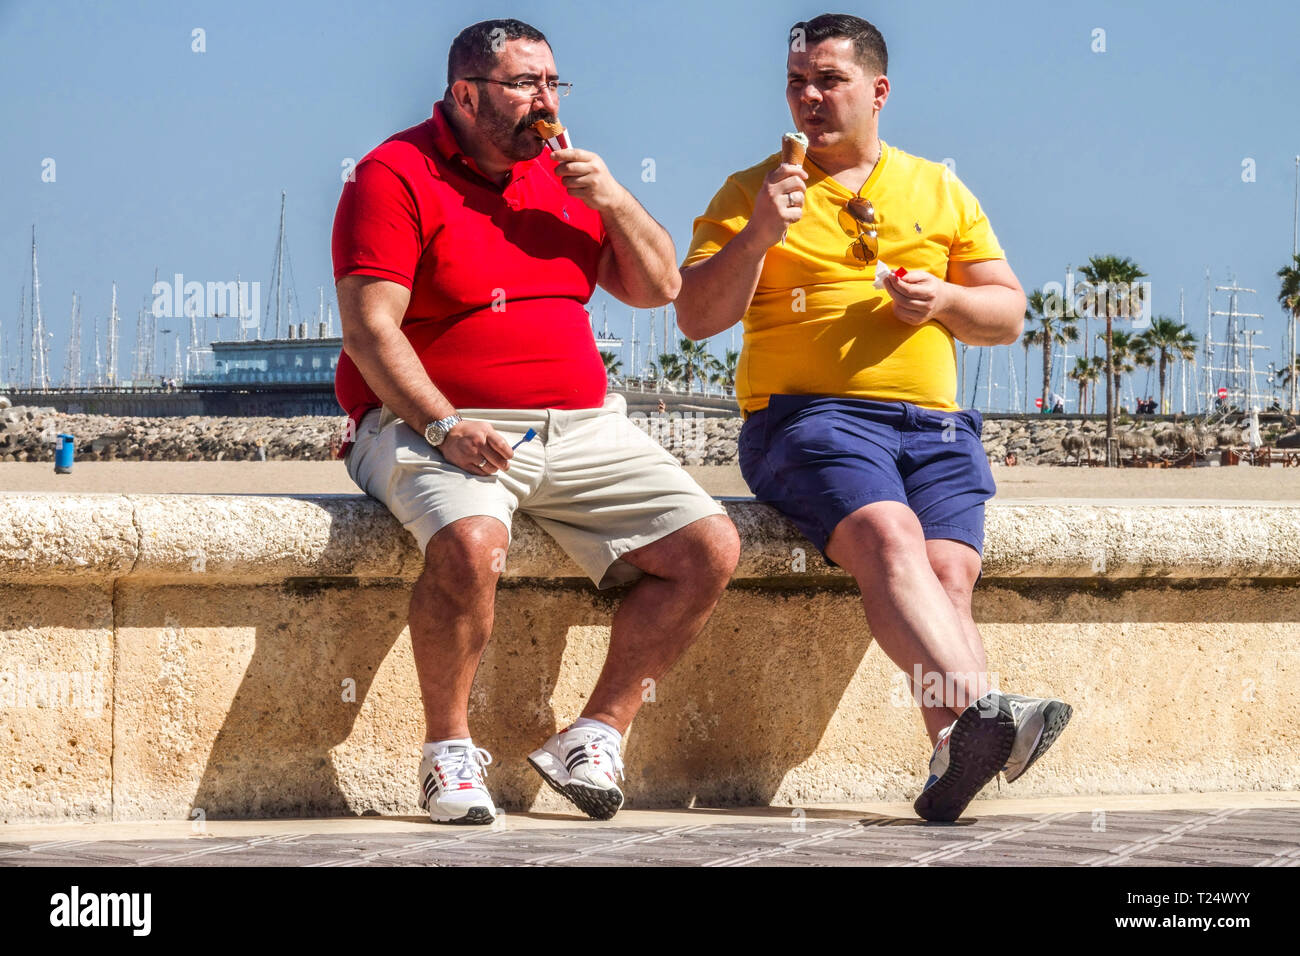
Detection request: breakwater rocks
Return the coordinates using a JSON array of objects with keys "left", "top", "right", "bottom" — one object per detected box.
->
[
  {"left": 979, "top": 416, "right": 1298, "bottom": 464},
  {"left": 1, "top": 405, "right": 1296, "bottom": 465},
  {"left": 0, "top": 408, "right": 344, "bottom": 462}
]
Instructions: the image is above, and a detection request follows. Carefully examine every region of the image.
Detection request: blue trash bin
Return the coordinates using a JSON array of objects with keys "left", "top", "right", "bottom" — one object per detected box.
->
[{"left": 55, "top": 433, "right": 75, "bottom": 474}]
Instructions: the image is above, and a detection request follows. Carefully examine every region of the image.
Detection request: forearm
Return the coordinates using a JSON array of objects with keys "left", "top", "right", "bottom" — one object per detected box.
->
[
  {"left": 343, "top": 324, "right": 457, "bottom": 434},
  {"left": 601, "top": 189, "right": 680, "bottom": 305},
  {"left": 935, "top": 282, "right": 1026, "bottom": 346},
  {"left": 675, "top": 225, "right": 769, "bottom": 340}
]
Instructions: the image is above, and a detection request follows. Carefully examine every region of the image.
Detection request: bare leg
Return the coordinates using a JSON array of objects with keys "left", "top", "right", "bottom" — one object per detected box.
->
[
  {"left": 580, "top": 515, "right": 740, "bottom": 733},
  {"left": 407, "top": 516, "right": 508, "bottom": 742},
  {"left": 925, "top": 538, "right": 987, "bottom": 674},
  {"left": 825, "top": 502, "right": 989, "bottom": 744}
]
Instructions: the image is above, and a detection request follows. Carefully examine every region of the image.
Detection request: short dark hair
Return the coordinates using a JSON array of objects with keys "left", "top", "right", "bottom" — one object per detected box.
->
[
  {"left": 789, "top": 13, "right": 888, "bottom": 75},
  {"left": 446, "top": 18, "right": 549, "bottom": 87}
]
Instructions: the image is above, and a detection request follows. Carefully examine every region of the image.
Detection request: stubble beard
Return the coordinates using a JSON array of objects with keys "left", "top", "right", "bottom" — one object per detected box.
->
[{"left": 478, "top": 94, "right": 548, "bottom": 163}]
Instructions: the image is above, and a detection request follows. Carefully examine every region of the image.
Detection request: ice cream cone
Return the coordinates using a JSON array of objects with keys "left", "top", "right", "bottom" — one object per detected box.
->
[
  {"left": 781, "top": 131, "right": 808, "bottom": 167},
  {"left": 532, "top": 119, "right": 570, "bottom": 150}
]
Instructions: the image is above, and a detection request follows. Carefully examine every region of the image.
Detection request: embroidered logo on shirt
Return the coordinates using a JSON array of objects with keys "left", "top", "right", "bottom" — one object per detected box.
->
[
  {"left": 562, "top": 206, "right": 570, "bottom": 221},
  {"left": 914, "top": 221, "right": 922, "bottom": 233}
]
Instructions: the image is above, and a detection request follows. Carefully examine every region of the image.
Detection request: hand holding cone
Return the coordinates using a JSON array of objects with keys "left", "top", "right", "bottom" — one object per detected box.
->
[{"left": 778, "top": 132, "right": 809, "bottom": 245}]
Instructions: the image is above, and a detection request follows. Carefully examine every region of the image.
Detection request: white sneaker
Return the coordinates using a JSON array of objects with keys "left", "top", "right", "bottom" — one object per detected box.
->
[
  {"left": 528, "top": 725, "right": 625, "bottom": 820},
  {"left": 1001, "top": 693, "right": 1073, "bottom": 783},
  {"left": 417, "top": 744, "right": 497, "bottom": 825}
]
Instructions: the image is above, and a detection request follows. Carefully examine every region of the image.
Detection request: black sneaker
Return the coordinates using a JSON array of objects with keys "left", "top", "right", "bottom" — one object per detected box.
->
[{"left": 913, "top": 691, "right": 1016, "bottom": 822}]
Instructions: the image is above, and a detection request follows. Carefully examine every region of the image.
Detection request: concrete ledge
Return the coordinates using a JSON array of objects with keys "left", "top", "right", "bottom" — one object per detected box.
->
[
  {"left": 3, "top": 493, "right": 1300, "bottom": 583},
  {"left": 2, "top": 493, "right": 1299, "bottom": 822}
]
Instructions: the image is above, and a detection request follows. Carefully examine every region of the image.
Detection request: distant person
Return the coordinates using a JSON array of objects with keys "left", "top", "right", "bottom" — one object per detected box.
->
[
  {"left": 676, "top": 12, "right": 1071, "bottom": 822},
  {"left": 1050, "top": 391, "right": 1065, "bottom": 414},
  {"left": 332, "top": 19, "right": 738, "bottom": 825}
]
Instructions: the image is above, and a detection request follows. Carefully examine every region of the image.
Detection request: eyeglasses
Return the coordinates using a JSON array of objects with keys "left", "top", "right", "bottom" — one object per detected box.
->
[
  {"left": 464, "top": 76, "right": 573, "bottom": 97},
  {"left": 842, "top": 197, "right": 878, "bottom": 264}
]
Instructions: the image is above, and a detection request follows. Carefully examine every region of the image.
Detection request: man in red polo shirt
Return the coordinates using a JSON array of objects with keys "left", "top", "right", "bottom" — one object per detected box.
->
[{"left": 334, "top": 18, "right": 740, "bottom": 825}]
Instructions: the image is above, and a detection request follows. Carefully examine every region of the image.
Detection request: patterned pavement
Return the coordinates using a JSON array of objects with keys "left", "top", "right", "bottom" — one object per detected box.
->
[{"left": 3, "top": 799, "right": 1299, "bottom": 867}]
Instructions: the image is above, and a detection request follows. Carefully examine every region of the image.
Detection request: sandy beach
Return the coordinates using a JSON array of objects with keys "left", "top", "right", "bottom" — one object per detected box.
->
[{"left": 0, "top": 461, "right": 1297, "bottom": 501}]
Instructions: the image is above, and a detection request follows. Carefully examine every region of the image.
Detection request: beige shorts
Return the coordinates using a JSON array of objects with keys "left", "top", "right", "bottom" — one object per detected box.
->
[{"left": 344, "top": 393, "right": 727, "bottom": 588}]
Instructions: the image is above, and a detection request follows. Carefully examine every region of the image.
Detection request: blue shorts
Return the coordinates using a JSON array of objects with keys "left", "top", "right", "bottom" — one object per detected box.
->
[{"left": 738, "top": 394, "right": 996, "bottom": 578}]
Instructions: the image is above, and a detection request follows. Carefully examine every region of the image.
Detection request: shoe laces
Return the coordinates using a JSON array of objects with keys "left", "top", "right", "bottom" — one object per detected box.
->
[{"left": 434, "top": 745, "right": 493, "bottom": 787}]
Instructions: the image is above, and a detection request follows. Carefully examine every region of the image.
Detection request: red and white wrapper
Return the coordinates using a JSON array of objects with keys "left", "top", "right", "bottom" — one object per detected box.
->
[{"left": 874, "top": 263, "right": 909, "bottom": 288}]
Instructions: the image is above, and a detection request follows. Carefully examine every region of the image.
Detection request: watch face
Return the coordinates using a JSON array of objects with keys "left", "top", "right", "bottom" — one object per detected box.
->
[{"left": 426, "top": 417, "right": 457, "bottom": 446}]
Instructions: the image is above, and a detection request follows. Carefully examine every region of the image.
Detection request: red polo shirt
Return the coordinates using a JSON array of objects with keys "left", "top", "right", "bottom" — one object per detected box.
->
[{"left": 331, "top": 103, "right": 609, "bottom": 458}]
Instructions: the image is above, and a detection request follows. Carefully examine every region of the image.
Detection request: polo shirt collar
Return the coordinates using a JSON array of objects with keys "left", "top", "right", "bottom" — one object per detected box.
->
[{"left": 429, "top": 102, "right": 531, "bottom": 188}]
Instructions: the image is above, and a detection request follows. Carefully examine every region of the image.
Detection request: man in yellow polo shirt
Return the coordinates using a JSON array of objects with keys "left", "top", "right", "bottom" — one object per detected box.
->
[{"left": 677, "top": 13, "right": 1072, "bottom": 822}]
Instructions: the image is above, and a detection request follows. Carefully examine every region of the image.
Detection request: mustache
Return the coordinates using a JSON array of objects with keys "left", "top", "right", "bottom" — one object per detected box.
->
[{"left": 516, "top": 110, "right": 557, "bottom": 133}]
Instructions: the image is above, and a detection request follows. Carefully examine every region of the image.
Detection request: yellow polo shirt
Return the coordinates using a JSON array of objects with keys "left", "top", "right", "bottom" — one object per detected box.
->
[{"left": 683, "top": 140, "right": 1005, "bottom": 415}]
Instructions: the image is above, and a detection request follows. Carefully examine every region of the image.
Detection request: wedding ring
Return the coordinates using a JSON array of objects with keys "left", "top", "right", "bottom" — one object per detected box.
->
[{"left": 477, "top": 458, "right": 488, "bottom": 468}]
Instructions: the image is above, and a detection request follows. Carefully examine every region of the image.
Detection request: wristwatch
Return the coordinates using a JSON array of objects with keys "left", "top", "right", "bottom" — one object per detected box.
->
[{"left": 424, "top": 414, "right": 462, "bottom": 447}]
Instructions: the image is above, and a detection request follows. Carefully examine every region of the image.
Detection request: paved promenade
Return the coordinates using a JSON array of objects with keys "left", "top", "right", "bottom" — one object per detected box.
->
[{"left": 3, "top": 793, "right": 1297, "bottom": 867}]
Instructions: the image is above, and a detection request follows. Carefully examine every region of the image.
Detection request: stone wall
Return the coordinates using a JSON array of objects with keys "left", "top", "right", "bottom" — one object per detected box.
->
[{"left": 1, "top": 493, "right": 1297, "bottom": 822}]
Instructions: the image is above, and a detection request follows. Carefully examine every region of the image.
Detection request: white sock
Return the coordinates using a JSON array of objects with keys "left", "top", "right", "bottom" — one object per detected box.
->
[
  {"left": 570, "top": 717, "right": 622, "bottom": 744},
  {"left": 424, "top": 737, "right": 472, "bottom": 759}
]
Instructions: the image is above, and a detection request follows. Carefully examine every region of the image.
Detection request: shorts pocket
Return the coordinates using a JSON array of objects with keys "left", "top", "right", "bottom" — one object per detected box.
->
[{"left": 738, "top": 415, "right": 766, "bottom": 491}]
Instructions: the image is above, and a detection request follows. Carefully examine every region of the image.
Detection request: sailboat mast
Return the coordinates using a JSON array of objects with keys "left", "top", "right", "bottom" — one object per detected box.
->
[
  {"left": 32, "top": 226, "right": 48, "bottom": 390},
  {"left": 236, "top": 272, "right": 245, "bottom": 342},
  {"left": 16, "top": 287, "right": 26, "bottom": 389},
  {"left": 275, "top": 191, "right": 286, "bottom": 339},
  {"left": 986, "top": 346, "right": 994, "bottom": 410},
  {"left": 1203, "top": 267, "right": 1213, "bottom": 408},
  {"left": 107, "top": 282, "right": 119, "bottom": 386},
  {"left": 65, "top": 292, "right": 79, "bottom": 387}
]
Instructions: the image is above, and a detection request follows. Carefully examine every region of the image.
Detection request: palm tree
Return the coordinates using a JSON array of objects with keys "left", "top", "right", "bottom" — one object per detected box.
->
[
  {"left": 1107, "top": 330, "right": 1153, "bottom": 412},
  {"left": 599, "top": 350, "right": 622, "bottom": 383},
  {"left": 1022, "top": 288, "right": 1079, "bottom": 413},
  {"left": 713, "top": 349, "right": 740, "bottom": 395},
  {"left": 1068, "top": 355, "right": 1103, "bottom": 416},
  {"left": 655, "top": 352, "right": 685, "bottom": 390},
  {"left": 1278, "top": 254, "right": 1300, "bottom": 413},
  {"left": 1079, "top": 255, "right": 1147, "bottom": 464},
  {"left": 1020, "top": 335, "right": 1031, "bottom": 413},
  {"left": 1277, "top": 354, "right": 1300, "bottom": 389},
  {"left": 1136, "top": 317, "right": 1197, "bottom": 414},
  {"left": 677, "top": 337, "right": 720, "bottom": 395}
]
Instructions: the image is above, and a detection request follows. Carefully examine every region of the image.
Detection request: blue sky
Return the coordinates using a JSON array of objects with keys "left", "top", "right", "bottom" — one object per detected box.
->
[{"left": 2, "top": 0, "right": 1297, "bottom": 411}]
